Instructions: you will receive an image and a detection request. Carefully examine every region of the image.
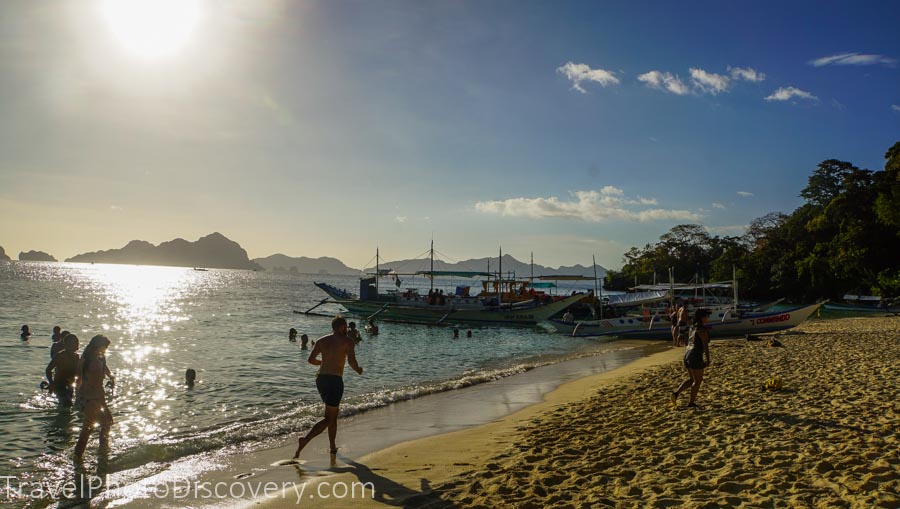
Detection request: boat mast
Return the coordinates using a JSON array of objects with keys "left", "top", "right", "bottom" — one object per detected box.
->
[
  {"left": 430, "top": 239, "right": 434, "bottom": 292},
  {"left": 733, "top": 264, "right": 739, "bottom": 314},
  {"left": 376, "top": 247, "right": 379, "bottom": 294},
  {"left": 499, "top": 246, "right": 502, "bottom": 306},
  {"left": 669, "top": 267, "right": 675, "bottom": 310},
  {"left": 593, "top": 255, "right": 601, "bottom": 319}
]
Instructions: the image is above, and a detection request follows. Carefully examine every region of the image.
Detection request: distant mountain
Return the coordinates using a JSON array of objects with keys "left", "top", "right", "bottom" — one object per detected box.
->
[
  {"left": 366, "top": 254, "right": 606, "bottom": 279},
  {"left": 66, "top": 233, "right": 263, "bottom": 270},
  {"left": 19, "top": 250, "right": 57, "bottom": 262},
  {"left": 0, "top": 245, "right": 9, "bottom": 261},
  {"left": 253, "top": 254, "right": 359, "bottom": 275}
]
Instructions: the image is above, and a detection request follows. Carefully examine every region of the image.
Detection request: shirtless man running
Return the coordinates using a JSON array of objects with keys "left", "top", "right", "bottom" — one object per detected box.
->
[{"left": 294, "top": 316, "right": 363, "bottom": 458}]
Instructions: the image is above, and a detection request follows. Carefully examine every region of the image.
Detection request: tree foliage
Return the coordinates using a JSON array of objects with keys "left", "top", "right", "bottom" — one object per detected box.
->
[{"left": 606, "top": 142, "right": 900, "bottom": 300}]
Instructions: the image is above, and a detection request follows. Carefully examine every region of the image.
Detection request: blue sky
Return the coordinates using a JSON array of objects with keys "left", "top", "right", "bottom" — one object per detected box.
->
[{"left": 0, "top": 0, "right": 898, "bottom": 269}]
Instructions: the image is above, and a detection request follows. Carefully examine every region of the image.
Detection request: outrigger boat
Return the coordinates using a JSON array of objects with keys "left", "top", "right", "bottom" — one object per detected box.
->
[
  {"left": 551, "top": 302, "right": 825, "bottom": 339},
  {"left": 823, "top": 295, "right": 900, "bottom": 314},
  {"left": 310, "top": 244, "right": 586, "bottom": 327}
]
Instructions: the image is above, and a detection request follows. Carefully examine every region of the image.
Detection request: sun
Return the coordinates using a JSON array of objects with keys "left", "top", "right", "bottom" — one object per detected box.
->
[{"left": 101, "top": 0, "right": 201, "bottom": 59}]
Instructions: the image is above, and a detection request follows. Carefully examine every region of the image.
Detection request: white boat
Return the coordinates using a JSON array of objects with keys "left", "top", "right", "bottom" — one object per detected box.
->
[{"left": 550, "top": 302, "right": 824, "bottom": 339}]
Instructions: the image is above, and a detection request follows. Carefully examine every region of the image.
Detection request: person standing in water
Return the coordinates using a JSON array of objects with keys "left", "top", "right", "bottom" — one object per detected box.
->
[
  {"left": 74, "top": 335, "right": 115, "bottom": 462},
  {"left": 20, "top": 325, "right": 31, "bottom": 340},
  {"left": 293, "top": 316, "right": 363, "bottom": 458},
  {"left": 45, "top": 334, "right": 80, "bottom": 407},
  {"left": 671, "top": 309, "right": 711, "bottom": 408},
  {"left": 347, "top": 322, "right": 362, "bottom": 344}
]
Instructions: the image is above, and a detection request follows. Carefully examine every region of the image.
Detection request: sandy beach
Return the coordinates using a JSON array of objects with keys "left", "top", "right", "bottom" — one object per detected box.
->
[{"left": 259, "top": 316, "right": 899, "bottom": 508}]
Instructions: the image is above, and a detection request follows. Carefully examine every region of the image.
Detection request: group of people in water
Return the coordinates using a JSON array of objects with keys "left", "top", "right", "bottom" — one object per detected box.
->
[
  {"left": 24, "top": 324, "right": 199, "bottom": 463},
  {"left": 290, "top": 319, "right": 379, "bottom": 348}
]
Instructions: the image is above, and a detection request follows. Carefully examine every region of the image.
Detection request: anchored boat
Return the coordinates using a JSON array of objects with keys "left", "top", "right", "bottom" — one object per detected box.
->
[{"left": 550, "top": 302, "right": 824, "bottom": 339}]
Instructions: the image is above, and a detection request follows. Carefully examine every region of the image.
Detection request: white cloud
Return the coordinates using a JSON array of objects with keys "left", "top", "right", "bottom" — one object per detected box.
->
[
  {"left": 809, "top": 52, "right": 897, "bottom": 67},
  {"left": 637, "top": 70, "right": 690, "bottom": 95},
  {"left": 707, "top": 225, "right": 748, "bottom": 235},
  {"left": 892, "top": 105, "right": 900, "bottom": 112},
  {"left": 557, "top": 62, "right": 620, "bottom": 93},
  {"left": 765, "top": 86, "right": 818, "bottom": 102},
  {"left": 109, "top": 205, "right": 123, "bottom": 211},
  {"left": 474, "top": 189, "right": 702, "bottom": 223},
  {"left": 395, "top": 216, "right": 407, "bottom": 223},
  {"left": 736, "top": 191, "right": 754, "bottom": 197},
  {"left": 689, "top": 68, "right": 731, "bottom": 95},
  {"left": 728, "top": 66, "right": 766, "bottom": 82},
  {"left": 712, "top": 202, "right": 726, "bottom": 209}
]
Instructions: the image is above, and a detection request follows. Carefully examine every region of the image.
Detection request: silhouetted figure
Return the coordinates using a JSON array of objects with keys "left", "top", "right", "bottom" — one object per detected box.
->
[
  {"left": 453, "top": 327, "right": 459, "bottom": 339},
  {"left": 45, "top": 334, "right": 80, "bottom": 407},
  {"left": 185, "top": 368, "right": 197, "bottom": 388},
  {"left": 51, "top": 330, "right": 70, "bottom": 359},
  {"left": 365, "top": 319, "right": 379, "bottom": 335},
  {"left": 466, "top": 330, "right": 473, "bottom": 338},
  {"left": 20, "top": 325, "right": 31, "bottom": 341},
  {"left": 289, "top": 328, "right": 298, "bottom": 342},
  {"left": 300, "top": 334, "right": 309, "bottom": 349},
  {"left": 74, "top": 335, "right": 115, "bottom": 462}
]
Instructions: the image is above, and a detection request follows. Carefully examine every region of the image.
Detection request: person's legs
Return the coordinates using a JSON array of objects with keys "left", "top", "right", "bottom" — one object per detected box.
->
[
  {"left": 98, "top": 403, "right": 113, "bottom": 451},
  {"left": 325, "top": 405, "right": 339, "bottom": 453},
  {"left": 294, "top": 413, "right": 328, "bottom": 458},
  {"left": 74, "top": 400, "right": 101, "bottom": 460},
  {"left": 672, "top": 367, "right": 693, "bottom": 404},
  {"left": 688, "top": 369, "right": 705, "bottom": 405}
]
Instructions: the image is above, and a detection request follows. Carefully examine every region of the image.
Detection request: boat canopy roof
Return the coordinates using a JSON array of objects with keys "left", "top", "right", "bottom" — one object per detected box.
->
[
  {"left": 535, "top": 275, "right": 597, "bottom": 281},
  {"left": 842, "top": 294, "right": 882, "bottom": 302},
  {"left": 530, "top": 282, "right": 557, "bottom": 289},
  {"left": 606, "top": 290, "right": 671, "bottom": 307},
  {"left": 632, "top": 283, "right": 733, "bottom": 291},
  {"left": 416, "top": 270, "right": 493, "bottom": 278}
]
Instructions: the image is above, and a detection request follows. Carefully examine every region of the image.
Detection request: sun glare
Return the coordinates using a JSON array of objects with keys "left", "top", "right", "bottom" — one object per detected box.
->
[{"left": 102, "top": 0, "right": 201, "bottom": 59}]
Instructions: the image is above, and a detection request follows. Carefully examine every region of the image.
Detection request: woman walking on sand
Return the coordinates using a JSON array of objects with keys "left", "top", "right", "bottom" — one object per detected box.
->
[
  {"left": 671, "top": 308, "right": 711, "bottom": 408},
  {"left": 74, "top": 335, "right": 115, "bottom": 462}
]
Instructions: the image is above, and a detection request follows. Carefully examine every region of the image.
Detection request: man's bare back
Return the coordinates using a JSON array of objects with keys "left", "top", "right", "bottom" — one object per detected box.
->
[{"left": 308, "top": 333, "right": 362, "bottom": 377}]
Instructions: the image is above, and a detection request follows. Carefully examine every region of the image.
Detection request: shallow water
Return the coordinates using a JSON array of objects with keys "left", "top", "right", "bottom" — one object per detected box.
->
[{"left": 0, "top": 261, "right": 608, "bottom": 507}]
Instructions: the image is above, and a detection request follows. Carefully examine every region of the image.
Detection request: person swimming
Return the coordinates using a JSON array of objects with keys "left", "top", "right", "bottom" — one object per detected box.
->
[
  {"left": 300, "top": 334, "right": 310, "bottom": 349},
  {"left": 51, "top": 330, "right": 70, "bottom": 359},
  {"left": 453, "top": 327, "right": 460, "bottom": 339},
  {"left": 466, "top": 330, "right": 473, "bottom": 338},
  {"left": 45, "top": 334, "right": 80, "bottom": 407},
  {"left": 20, "top": 325, "right": 31, "bottom": 341},
  {"left": 347, "top": 322, "right": 362, "bottom": 344},
  {"left": 185, "top": 368, "right": 197, "bottom": 388},
  {"left": 289, "top": 328, "right": 298, "bottom": 342},
  {"left": 365, "top": 319, "right": 379, "bottom": 335}
]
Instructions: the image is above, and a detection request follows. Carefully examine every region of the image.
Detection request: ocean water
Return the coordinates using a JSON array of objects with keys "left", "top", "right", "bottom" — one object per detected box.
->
[{"left": 0, "top": 262, "right": 612, "bottom": 507}]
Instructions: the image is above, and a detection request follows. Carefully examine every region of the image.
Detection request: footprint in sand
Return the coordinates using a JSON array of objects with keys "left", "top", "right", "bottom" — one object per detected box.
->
[{"left": 271, "top": 459, "right": 306, "bottom": 467}]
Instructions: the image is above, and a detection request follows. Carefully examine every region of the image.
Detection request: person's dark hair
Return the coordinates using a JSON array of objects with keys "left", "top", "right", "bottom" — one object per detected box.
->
[
  {"left": 61, "top": 330, "right": 71, "bottom": 340},
  {"left": 64, "top": 334, "right": 79, "bottom": 350},
  {"left": 81, "top": 335, "right": 111, "bottom": 382},
  {"left": 693, "top": 308, "right": 711, "bottom": 327},
  {"left": 332, "top": 316, "right": 347, "bottom": 331},
  {"left": 185, "top": 368, "right": 197, "bottom": 382},
  {"left": 53, "top": 326, "right": 61, "bottom": 334},
  {"left": 349, "top": 322, "right": 357, "bottom": 329}
]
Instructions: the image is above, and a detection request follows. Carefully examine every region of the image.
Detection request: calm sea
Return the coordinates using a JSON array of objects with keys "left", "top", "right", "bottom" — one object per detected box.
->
[{"left": 0, "top": 261, "right": 610, "bottom": 507}]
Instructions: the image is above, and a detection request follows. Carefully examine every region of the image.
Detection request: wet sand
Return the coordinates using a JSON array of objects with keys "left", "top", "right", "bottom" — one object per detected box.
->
[{"left": 258, "top": 316, "right": 899, "bottom": 508}]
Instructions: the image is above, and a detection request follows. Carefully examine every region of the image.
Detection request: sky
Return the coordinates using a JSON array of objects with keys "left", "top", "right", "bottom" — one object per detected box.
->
[{"left": 1, "top": 0, "right": 898, "bottom": 270}]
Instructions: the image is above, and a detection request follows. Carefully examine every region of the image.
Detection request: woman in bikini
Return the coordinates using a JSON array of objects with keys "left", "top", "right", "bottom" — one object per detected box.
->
[
  {"left": 671, "top": 309, "right": 711, "bottom": 408},
  {"left": 74, "top": 335, "right": 115, "bottom": 462}
]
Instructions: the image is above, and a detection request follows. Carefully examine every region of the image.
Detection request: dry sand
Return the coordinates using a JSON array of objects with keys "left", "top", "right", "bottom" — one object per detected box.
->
[{"left": 260, "top": 316, "right": 899, "bottom": 508}]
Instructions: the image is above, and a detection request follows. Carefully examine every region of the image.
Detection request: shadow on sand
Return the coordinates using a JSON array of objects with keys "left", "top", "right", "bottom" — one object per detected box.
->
[{"left": 328, "top": 456, "right": 454, "bottom": 508}]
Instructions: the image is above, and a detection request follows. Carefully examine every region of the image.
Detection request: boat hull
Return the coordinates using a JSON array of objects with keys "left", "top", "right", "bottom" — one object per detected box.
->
[
  {"left": 823, "top": 303, "right": 900, "bottom": 314},
  {"left": 550, "top": 303, "right": 824, "bottom": 339},
  {"left": 315, "top": 282, "right": 586, "bottom": 326}
]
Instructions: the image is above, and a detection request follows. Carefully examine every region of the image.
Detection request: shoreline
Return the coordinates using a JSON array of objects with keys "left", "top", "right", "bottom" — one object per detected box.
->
[
  {"left": 256, "top": 316, "right": 899, "bottom": 508},
  {"left": 104, "top": 339, "right": 665, "bottom": 508},
  {"left": 253, "top": 344, "right": 687, "bottom": 509}
]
